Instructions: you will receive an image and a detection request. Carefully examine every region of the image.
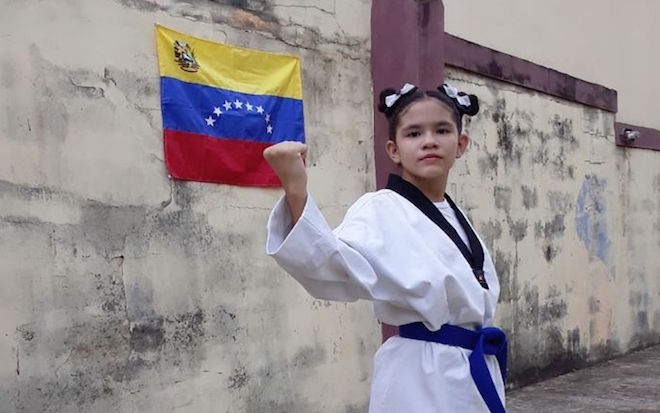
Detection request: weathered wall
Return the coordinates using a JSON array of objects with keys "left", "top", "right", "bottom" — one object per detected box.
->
[
  {"left": 2, "top": 0, "right": 659, "bottom": 411},
  {"left": 0, "top": 0, "right": 377, "bottom": 412},
  {"left": 446, "top": 67, "right": 660, "bottom": 386},
  {"left": 444, "top": 0, "right": 660, "bottom": 130}
]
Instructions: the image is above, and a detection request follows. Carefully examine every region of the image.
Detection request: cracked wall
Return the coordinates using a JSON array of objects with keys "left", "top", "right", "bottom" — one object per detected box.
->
[
  {"left": 2, "top": 0, "right": 659, "bottom": 410},
  {"left": 1, "top": 0, "right": 374, "bottom": 412},
  {"left": 446, "top": 67, "right": 660, "bottom": 387}
]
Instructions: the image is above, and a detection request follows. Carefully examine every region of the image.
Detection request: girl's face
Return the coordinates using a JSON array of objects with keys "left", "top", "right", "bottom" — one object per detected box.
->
[{"left": 386, "top": 98, "right": 469, "bottom": 188}]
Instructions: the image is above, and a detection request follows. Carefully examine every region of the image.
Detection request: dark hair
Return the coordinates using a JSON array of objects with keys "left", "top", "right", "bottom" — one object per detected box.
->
[{"left": 377, "top": 84, "right": 479, "bottom": 139}]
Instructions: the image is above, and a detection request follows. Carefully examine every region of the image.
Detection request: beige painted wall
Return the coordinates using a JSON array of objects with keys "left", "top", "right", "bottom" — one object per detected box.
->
[
  {"left": 1, "top": 0, "right": 659, "bottom": 411},
  {"left": 446, "top": 66, "right": 660, "bottom": 384},
  {"left": 444, "top": 0, "right": 660, "bottom": 130},
  {"left": 0, "top": 0, "right": 377, "bottom": 411}
]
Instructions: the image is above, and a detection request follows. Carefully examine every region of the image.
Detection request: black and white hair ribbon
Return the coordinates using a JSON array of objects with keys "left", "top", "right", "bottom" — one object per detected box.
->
[{"left": 385, "top": 83, "right": 416, "bottom": 108}]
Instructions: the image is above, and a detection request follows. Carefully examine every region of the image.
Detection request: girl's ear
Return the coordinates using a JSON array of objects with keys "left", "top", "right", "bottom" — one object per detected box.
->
[
  {"left": 455, "top": 133, "right": 470, "bottom": 158},
  {"left": 385, "top": 140, "right": 401, "bottom": 165}
]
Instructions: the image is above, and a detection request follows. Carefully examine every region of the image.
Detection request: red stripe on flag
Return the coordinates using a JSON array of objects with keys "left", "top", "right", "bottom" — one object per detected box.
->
[{"left": 164, "top": 129, "right": 282, "bottom": 187}]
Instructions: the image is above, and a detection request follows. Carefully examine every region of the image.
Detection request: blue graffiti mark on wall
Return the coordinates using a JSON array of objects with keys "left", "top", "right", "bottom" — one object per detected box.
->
[{"left": 575, "top": 175, "right": 610, "bottom": 265}]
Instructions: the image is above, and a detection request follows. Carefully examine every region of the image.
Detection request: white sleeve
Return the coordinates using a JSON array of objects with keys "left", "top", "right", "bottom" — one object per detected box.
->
[{"left": 266, "top": 194, "right": 378, "bottom": 302}]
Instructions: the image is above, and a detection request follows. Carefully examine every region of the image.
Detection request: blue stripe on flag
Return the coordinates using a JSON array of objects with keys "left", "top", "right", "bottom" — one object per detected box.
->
[{"left": 160, "top": 77, "right": 305, "bottom": 143}]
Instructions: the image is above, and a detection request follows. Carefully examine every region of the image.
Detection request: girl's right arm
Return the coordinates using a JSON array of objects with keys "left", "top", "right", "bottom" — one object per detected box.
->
[
  {"left": 264, "top": 142, "right": 411, "bottom": 306},
  {"left": 263, "top": 141, "right": 308, "bottom": 225},
  {"left": 264, "top": 141, "right": 370, "bottom": 301}
]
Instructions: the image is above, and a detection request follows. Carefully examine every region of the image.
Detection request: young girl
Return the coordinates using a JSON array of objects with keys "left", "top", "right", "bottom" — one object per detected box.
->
[{"left": 263, "top": 83, "right": 507, "bottom": 413}]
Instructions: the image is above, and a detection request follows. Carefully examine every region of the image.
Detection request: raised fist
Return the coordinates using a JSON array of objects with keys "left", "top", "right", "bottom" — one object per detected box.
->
[{"left": 263, "top": 141, "right": 308, "bottom": 195}]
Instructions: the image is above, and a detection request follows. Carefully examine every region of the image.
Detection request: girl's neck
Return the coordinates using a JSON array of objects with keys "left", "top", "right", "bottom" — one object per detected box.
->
[{"left": 401, "top": 171, "right": 448, "bottom": 202}]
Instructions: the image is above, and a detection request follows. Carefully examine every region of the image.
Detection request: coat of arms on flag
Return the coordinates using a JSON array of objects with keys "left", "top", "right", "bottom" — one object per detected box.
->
[{"left": 155, "top": 24, "right": 305, "bottom": 187}]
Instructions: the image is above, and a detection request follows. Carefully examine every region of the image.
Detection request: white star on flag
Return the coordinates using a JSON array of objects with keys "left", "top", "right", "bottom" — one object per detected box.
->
[
  {"left": 256, "top": 106, "right": 264, "bottom": 114},
  {"left": 265, "top": 113, "right": 270, "bottom": 123},
  {"left": 234, "top": 100, "right": 243, "bottom": 109},
  {"left": 246, "top": 103, "right": 253, "bottom": 111},
  {"left": 205, "top": 116, "right": 216, "bottom": 126},
  {"left": 267, "top": 124, "right": 273, "bottom": 134},
  {"left": 213, "top": 107, "right": 222, "bottom": 116},
  {"left": 223, "top": 101, "right": 232, "bottom": 111}
]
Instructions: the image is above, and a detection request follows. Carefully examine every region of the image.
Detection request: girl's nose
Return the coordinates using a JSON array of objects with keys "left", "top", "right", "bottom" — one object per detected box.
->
[{"left": 422, "top": 132, "right": 439, "bottom": 148}]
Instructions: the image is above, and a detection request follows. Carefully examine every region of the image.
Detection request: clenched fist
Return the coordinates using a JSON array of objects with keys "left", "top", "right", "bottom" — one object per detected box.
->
[
  {"left": 263, "top": 141, "right": 308, "bottom": 195},
  {"left": 263, "top": 141, "right": 308, "bottom": 223}
]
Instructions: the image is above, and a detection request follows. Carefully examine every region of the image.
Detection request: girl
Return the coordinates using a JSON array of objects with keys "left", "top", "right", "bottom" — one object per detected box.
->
[{"left": 263, "top": 83, "right": 507, "bottom": 413}]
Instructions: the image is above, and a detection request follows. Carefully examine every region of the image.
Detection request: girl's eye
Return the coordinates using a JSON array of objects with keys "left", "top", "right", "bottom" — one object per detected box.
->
[
  {"left": 436, "top": 128, "right": 450, "bottom": 134},
  {"left": 407, "top": 131, "right": 421, "bottom": 138}
]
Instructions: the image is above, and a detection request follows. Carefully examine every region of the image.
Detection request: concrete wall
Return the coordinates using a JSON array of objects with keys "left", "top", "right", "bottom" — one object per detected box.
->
[
  {"left": 446, "top": 67, "right": 660, "bottom": 385},
  {"left": 2, "top": 0, "right": 659, "bottom": 411},
  {"left": 444, "top": 0, "right": 660, "bottom": 130},
  {"left": 0, "top": 1, "right": 377, "bottom": 412}
]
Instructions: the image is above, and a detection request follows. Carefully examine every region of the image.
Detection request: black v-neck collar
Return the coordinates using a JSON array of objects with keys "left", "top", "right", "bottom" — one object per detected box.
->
[{"left": 386, "top": 174, "right": 489, "bottom": 289}]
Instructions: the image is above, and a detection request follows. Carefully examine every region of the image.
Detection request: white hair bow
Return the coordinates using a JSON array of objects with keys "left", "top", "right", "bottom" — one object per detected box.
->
[
  {"left": 442, "top": 83, "right": 471, "bottom": 107},
  {"left": 385, "top": 83, "right": 416, "bottom": 108}
]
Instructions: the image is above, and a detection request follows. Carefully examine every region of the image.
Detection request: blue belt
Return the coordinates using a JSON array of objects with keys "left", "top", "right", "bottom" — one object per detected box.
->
[{"left": 399, "top": 323, "right": 507, "bottom": 413}]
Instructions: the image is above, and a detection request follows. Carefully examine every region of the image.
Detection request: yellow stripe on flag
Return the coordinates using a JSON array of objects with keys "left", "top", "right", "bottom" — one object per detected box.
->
[{"left": 155, "top": 24, "right": 302, "bottom": 100}]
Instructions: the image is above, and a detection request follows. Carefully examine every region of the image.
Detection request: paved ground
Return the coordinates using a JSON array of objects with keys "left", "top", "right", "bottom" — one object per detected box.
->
[{"left": 508, "top": 344, "right": 660, "bottom": 412}]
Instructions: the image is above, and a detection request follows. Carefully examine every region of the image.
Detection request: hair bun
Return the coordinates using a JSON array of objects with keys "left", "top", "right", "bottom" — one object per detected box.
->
[
  {"left": 461, "top": 93, "right": 479, "bottom": 116},
  {"left": 378, "top": 88, "right": 397, "bottom": 116},
  {"left": 438, "top": 83, "right": 480, "bottom": 118}
]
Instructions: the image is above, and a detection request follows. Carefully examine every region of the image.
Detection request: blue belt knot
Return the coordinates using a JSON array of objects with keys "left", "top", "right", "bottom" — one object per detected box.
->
[{"left": 399, "top": 322, "right": 507, "bottom": 413}]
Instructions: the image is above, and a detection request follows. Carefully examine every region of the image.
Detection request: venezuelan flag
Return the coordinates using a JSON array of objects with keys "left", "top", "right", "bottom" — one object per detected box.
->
[{"left": 155, "top": 25, "right": 305, "bottom": 187}]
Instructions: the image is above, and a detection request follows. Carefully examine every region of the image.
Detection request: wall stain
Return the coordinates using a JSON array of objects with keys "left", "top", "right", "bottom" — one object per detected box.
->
[
  {"left": 292, "top": 344, "right": 327, "bottom": 369},
  {"left": 115, "top": 0, "right": 161, "bottom": 12},
  {"left": 506, "top": 277, "right": 588, "bottom": 387},
  {"left": 521, "top": 185, "right": 538, "bottom": 209},
  {"left": 130, "top": 317, "right": 165, "bottom": 353},
  {"left": 551, "top": 115, "right": 576, "bottom": 144},
  {"left": 628, "top": 290, "right": 654, "bottom": 350},
  {"left": 17, "top": 325, "right": 35, "bottom": 342},
  {"left": 509, "top": 219, "right": 528, "bottom": 242},
  {"left": 80, "top": 202, "right": 147, "bottom": 258},
  {"left": 478, "top": 220, "right": 502, "bottom": 250},
  {"left": 227, "top": 366, "right": 250, "bottom": 390},
  {"left": 489, "top": 99, "right": 580, "bottom": 181},
  {"left": 493, "top": 99, "right": 522, "bottom": 168},
  {"left": 566, "top": 327, "right": 581, "bottom": 354},
  {"left": 628, "top": 302, "right": 660, "bottom": 349},
  {"left": 534, "top": 214, "right": 565, "bottom": 262},
  {"left": 589, "top": 339, "right": 621, "bottom": 361},
  {"left": 494, "top": 250, "right": 517, "bottom": 303},
  {"left": 549, "top": 115, "right": 578, "bottom": 179},
  {"left": 242, "top": 342, "right": 330, "bottom": 412},
  {"left": 508, "top": 325, "right": 587, "bottom": 388},
  {"left": 517, "top": 284, "right": 540, "bottom": 329},
  {"left": 169, "top": 308, "right": 205, "bottom": 348},
  {"left": 540, "top": 286, "right": 568, "bottom": 323},
  {"left": 536, "top": 215, "right": 566, "bottom": 240},
  {"left": 547, "top": 191, "right": 573, "bottom": 214},
  {"left": 99, "top": 256, "right": 126, "bottom": 314},
  {"left": 494, "top": 186, "right": 512, "bottom": 210},
  {"left": 478, "top": 152, "right": 499, "bottom": 177},
  {"left": 4, "top": 178, "right": 255, "bottom": 409},
  {"left": 575, "top": 174, "right": 610, "bottom": 267}
]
